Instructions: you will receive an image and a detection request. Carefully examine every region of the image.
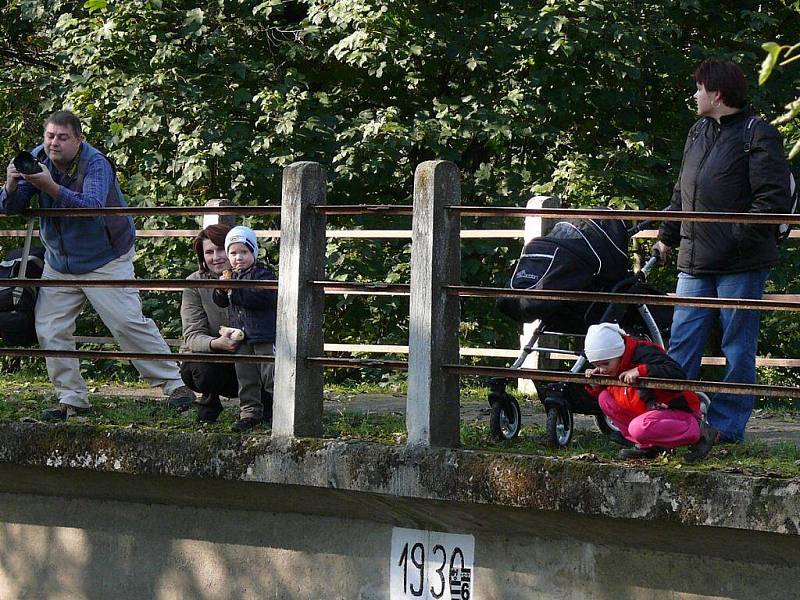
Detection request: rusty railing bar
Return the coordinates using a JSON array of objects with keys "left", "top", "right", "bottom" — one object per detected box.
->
[
  {"left": 446, "top": 285, "right": 800, "bottom": 312},
  {"left": 5, "top": 205, "right": 800, "bottom": 225},
  {"left": 315, "top": 205, "right": 414, "bottom": 216},
  {"left": 442, "top": 364, "right": 800, "bottom": 398},
  {"left": 448, "top": 206, "right": 800, "bottom": 225},
  {"left": 1, "top": 206, "right": 281, "bottom": 218},
  {"left": 1, "top": 349, "right": 793, "bottom": 395},
  {"left": 312, "top": 282, "right": 800, "bottom": 310},
  {"left": 310, "top": 280, "right": 411, "bottom": 295},
  {"left": 0, "top": 278, "right": 277, "bottom": 290},
  {"left": 306, "top": 356, "right": 409, "bottom": 370},
  {"left": 0, "top": 348, "right": 274, "bottom": 363}
]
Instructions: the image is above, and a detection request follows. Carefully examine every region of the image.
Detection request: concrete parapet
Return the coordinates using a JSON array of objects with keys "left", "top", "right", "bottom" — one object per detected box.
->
[{"left": 0, "top": 423, "right": 796, "bottom": 537}]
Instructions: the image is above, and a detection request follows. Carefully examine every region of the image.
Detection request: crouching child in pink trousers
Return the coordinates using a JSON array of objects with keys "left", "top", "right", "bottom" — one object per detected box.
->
[{"left": 583, "top": 323, "right": 701, "bottom": 460}]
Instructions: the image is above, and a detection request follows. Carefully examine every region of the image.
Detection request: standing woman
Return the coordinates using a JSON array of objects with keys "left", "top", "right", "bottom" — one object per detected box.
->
[
  {"left": 654, "top": 58, "right": 792, "bottom": 459},
  {"left": 180, "top": 224, "right": 240, "bottom": 422}
]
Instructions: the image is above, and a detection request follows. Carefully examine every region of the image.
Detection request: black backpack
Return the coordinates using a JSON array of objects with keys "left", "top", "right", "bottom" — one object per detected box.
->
[
  {"left": 0, "top": 242, "right": 44, "bottom": 347},
  {"left": 743, "top": 116, "right": 799, "bottom": 244}
]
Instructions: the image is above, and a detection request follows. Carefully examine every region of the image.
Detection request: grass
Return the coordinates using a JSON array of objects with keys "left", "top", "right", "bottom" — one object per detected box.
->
[
  {"left": 320, "top": 410, "right": 800, "bottom": 478},
  {"left": 459, "top": 419, "right": 800, "bottom": 478},
  {"left": 0, "top": 375, "right": 798, "bottom": 477}
]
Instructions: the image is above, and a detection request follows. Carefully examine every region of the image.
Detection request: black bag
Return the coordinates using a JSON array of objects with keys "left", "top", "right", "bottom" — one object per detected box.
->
[
  {"left": 497, "top": 213, "right": 631, "bottom": 331},
  {"left": 0, "top": 245, "right": 44, "bottom": 346},
  {"left": 499, "top": 238, "right": 595, "bottom": 331},
  {"left": 743, "top": 116, "right": 799, "bottom": 244}
]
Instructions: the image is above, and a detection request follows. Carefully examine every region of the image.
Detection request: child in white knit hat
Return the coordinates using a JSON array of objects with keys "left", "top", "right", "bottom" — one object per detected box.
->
[
  {"left": 213, "top": 226, "right": 278, "bottom": 433},
  {"left": 584, "top": 322, "right": 703, "bottom": 460}
]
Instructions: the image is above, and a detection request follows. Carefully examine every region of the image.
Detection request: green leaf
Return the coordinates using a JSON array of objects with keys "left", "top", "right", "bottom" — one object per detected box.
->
[
  {"left": 789, "top": 138, "right": 800, "bottom": 161},
  {"left": 83, "top": 0, "right": 107, "bottom": 14},
  {"left": 759, "top": 42, "right": 782, "bottom": 85},
  {"left": 183, "top": 8, "right": 204, "bottom": 27}
]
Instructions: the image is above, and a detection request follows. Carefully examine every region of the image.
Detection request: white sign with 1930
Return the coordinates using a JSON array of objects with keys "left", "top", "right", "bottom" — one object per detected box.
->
[{"left": 390, "top": 527, "right": 475, "bottom": 600}]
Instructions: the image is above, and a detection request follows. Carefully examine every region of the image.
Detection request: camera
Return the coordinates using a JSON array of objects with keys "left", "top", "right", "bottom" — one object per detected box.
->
[{"left": 13, "top": 151, "right": 42, "bottom": 175}]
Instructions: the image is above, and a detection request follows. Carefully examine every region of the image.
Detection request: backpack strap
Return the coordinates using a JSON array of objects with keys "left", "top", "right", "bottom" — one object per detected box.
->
[
  {"left": 690, "top": 118, "right": 709, "bottom": 142},
  {"left": 743, "top": 116, "right": 759, "bottom": 154},
  {"left": 12, "top": 218, "right": 35, "bottom": 308},
  {"left": 742, "top": 115, "right": 799, "bottom": 243}
]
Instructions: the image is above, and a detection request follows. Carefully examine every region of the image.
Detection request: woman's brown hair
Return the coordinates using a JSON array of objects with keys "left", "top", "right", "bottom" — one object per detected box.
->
[
  {"left": 693, "top": 58, "right": 748, "bottom": 109},
  {"left": 193, "top": 224, "right": 231, "bottom": 272}
]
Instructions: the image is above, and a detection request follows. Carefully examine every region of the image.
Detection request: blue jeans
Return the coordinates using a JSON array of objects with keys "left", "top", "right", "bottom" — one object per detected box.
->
[{"left": 667, "top": 269, "right": 769, "bottom": 442}]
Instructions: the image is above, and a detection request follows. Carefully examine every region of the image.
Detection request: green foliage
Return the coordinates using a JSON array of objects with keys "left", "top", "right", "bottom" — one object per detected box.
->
[
  {"left": 2, "top": 1, "right": 800, "bottom": 381},
  {"left": 759, "top": 40, "right": 800, "bottom": 158}
]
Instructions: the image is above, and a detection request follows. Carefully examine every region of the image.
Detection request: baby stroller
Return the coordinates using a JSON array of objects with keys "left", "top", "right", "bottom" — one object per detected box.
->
[{"left": 488, "top": 211, "right": 673, "bottom": 448}]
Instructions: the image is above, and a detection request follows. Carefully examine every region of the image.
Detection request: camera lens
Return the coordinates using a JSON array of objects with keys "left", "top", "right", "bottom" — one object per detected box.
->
[{"left": 13, "top": 151, "right": 42, "bottom": 175}]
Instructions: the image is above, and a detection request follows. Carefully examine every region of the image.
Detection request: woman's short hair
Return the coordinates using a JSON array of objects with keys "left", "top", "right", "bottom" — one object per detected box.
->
[
  {"left": 193, "top": 224, "right": 231, "bottom": 272},
  {"left": 693, "top": 59, "right": 748, "bottom": 109}
]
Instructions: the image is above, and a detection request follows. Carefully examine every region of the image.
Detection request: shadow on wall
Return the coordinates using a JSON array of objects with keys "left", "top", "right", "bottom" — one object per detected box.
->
[
  {"left": 0, "top": 467, "right": 798, "bottom": 599},
  {"left": 0, "top": 492, "right": 389, "bottom": 599}
]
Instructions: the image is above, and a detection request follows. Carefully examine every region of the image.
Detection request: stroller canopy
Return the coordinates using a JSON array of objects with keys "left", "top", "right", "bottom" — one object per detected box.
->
[{"left": 498, "top": 211, "right": 631, "bottom": 329}]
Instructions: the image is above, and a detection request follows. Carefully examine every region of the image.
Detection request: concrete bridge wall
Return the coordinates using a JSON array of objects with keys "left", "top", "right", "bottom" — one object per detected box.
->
[{"left": 0, "top": 424, "right": 797, "bottom": 599}]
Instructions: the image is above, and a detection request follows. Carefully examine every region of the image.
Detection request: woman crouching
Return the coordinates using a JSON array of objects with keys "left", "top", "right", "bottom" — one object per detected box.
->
[{"left": 180, "top": 224, "right": 241, "bottom": 422}]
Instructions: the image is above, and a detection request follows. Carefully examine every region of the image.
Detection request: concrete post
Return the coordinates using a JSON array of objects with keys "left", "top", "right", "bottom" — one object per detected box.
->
[
  {"left": 518, "top": 196, "right": 562, "bottom": 393},
  {"left": 272, "top": 162, "right": 327, "bottom": 438},
  {"left": 407, "top": 161, "right": 461, "bottom": 448},
  {"left": 203, "top": 199, "right": 237, "bottom": 228}
]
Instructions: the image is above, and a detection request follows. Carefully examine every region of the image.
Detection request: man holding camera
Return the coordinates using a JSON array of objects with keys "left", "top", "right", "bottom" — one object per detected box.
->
[{"left": 0, "top": 110, "right": 195, "bottom": 420}]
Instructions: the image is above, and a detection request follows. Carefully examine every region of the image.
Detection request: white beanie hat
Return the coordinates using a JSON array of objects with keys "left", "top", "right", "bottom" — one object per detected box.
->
[
  {"left": 225, "top": 225, "right": 258, "bottom": 255},
  {"left": 584, "top": 323, "right": 626, "bottom": 363}
]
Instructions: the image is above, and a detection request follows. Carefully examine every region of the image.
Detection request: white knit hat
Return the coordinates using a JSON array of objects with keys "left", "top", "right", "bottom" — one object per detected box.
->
[
  {"left": 584, "top": 323, "right": 626, "bottom": 363},
  {"left": 225, "top": 225, "right": 258, "bottom": 255}
]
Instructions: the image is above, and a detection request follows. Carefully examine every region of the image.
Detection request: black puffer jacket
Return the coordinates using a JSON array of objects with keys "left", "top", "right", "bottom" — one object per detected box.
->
[{"left": 658, "top": 107, "right": 791, "bottom": 274}]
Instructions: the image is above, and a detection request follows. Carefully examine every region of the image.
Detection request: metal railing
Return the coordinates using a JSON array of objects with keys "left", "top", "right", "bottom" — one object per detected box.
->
[{"left": 1, "top": 159, "right": 799, "bottom": 448}]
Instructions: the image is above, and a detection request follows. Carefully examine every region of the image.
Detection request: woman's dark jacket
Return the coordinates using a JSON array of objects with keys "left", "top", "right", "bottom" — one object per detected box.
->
[
  {"left": 213, "top": 262, "right": 277, "bottom": 344},
  {"left": 658, "top": 107, "right": 792, "bottom": 274}
]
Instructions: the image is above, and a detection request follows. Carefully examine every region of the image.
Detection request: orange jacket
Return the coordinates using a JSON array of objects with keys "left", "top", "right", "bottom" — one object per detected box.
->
[{"left": 587, "top": 336, "right": 701, "bottom": 417}]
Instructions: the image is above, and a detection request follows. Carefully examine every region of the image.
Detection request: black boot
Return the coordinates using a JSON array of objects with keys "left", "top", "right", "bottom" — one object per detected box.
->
[
  {"left": 617, "top": 445, "right": 666, "bottom": 459},
  {"left": 261, "top": 389, "right": 273, "bottom": 426},
  {"left": 607, "top": 430, "right": 634, "bottom": 448},
  {"left": 231, "top": 416, "right": 262, "bottom": 433},
  {"left": 684, "top": 426, "right": 719, "bottom": 463},
  {"left": 197, "top": 393, "right": 224, "bottom": 423}
]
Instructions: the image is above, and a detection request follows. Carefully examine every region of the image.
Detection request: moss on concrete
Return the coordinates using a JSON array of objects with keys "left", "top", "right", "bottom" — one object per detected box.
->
[{"left": 0, "top": 422, "right": 797, "bottom": 534}]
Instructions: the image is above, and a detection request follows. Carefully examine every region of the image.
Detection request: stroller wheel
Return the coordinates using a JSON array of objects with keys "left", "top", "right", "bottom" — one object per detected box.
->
[
  {"left": 594, "top": 414, "right": 619, "bottom": 436},
  {"left": 545, "top": 405, "right": 573, "bottom": 448},
  {"left": 489, "top": 397, "right": 522, "bottom": 441},
  {"left": 697, "top": 392, "right": 711, "bottom": 419}
]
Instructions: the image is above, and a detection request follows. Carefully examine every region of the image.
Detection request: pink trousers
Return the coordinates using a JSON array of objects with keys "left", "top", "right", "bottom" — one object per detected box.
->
[{"left": 598, "top": 390, "right": 701, "bottom": 449}]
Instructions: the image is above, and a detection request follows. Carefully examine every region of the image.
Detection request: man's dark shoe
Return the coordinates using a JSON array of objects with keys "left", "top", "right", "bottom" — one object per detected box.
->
[
  {"left": 617, "top": 445, "right": 665, "bottom": 460},
  {"left": 41, "top": 403, "right": 91, "bottom": 422},
  {"left": 197, "top": 395, "right": 224, "bottom": 423},
  {"left": 231, "top": 417, "right": 262, "bottom": 433},
  {"left": 684, "top": 426, "right": 719, "bottom": 463},
  {"left": 167, "top": 385, "right": 196, "bottom": 411}
]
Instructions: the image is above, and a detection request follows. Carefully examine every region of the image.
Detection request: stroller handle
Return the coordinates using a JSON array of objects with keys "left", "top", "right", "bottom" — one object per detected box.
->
[
  {"left": 640, "top": 252, "right": 660, "bottom": 276},
  {"left": 626, "top": 219, "right": 655, "bottom": 236}
]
